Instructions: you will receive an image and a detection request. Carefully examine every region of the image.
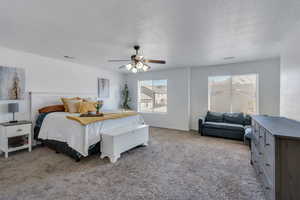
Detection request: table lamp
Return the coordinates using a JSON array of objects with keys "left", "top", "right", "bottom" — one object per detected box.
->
[{"left": 8, "top": 103, "right": 19, "bottom": 123}]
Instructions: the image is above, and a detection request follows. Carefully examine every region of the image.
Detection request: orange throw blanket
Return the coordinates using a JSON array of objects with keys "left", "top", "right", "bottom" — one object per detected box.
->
[{"left": 66, "top": 112, "right": 139, "bottom": 125}]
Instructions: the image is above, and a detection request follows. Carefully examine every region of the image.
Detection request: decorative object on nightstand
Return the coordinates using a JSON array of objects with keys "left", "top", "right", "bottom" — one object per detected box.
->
[
  {"left": 8, "top": 103, "right": 19, "bottom": 123},
  {"left": 96, "top": 100, "right": 103, "bottom": 114},
  {"left": 0, "top": 121, "right": 32, "bottom": 158}
]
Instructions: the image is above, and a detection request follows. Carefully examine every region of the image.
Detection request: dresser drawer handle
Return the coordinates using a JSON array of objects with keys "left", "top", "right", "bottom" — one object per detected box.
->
[
  {"left": 259, "top": 152, "right": 263, "bottom": 155},
  {"left": 265, "top": 163, "right": 271, "bottom": 167},
  {"left": 265, "top": 143, "right": 270, "bottom": 146},
  {"left": 265, "top": 186, "right": 270, "bottom": 190},
  {"left": 17, "top": 129, "right": 23, "bottom": 132}
]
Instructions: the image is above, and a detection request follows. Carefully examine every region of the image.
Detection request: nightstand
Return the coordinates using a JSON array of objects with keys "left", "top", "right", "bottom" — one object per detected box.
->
[{"left": 0, "top": 121, "right": 32, "bottom": 158}]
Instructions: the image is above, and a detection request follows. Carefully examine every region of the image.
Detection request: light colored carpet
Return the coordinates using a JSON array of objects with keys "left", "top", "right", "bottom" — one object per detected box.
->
[{"left": 0, "top": 127, "right": 265, "bottom": 200}]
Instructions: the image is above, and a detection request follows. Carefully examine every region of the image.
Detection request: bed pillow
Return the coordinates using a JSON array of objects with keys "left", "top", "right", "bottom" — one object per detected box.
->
[
  {"left": 61, "top": 97, "right": 82, "bottom": 112},
  {"left": 38, "top": 105, "right": 65, "bottom": 113},
  {"left": 77, "top": 102, "right": 97, "bottom": 114},
  {"left": 66, "top": 100, "right": 83, "bottom": 113}
]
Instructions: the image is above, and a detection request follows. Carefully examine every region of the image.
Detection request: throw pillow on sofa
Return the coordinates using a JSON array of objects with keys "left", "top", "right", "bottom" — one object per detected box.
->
[
  {"left": 223, "top": 112, "right": 244, "bottom": 125},
  {"left": 206, "top": 111, "right": 224, "bottom": 123}
]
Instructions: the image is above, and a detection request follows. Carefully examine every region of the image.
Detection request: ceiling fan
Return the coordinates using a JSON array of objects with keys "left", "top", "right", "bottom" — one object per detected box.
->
[{"left": 108, "top": 45, "right": 166, "bottom": 73}]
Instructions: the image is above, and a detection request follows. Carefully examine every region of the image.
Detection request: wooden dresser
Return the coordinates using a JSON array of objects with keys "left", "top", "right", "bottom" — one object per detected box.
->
[{"left": 251, "top": 115, "right": 300, "bottom": 200}]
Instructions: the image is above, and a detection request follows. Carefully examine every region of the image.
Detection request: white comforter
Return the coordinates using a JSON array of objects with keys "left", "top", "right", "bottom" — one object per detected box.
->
[{"left": 38, "top": 111, "right": 143, "bottom": 157}]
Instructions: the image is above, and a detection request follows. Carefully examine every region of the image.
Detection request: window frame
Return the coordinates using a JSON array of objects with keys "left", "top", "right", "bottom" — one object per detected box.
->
[
  {"left": 208, "top": 73, "right": 259, "bottom": 114},
  {"left": 137, "top": 79, "right": 168, "bottom": 114}
]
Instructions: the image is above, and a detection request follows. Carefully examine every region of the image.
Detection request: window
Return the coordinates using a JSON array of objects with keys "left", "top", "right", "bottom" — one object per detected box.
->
[
  {"left": 138, "top": 80, "right": 167, "bottom": 113},
  {"left": 208, "top": 74, "right": 258, "bottom": 114}
]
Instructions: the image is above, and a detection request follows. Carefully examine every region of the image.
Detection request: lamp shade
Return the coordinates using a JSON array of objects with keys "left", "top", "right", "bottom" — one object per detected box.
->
[{"left": 8, "top": 103, "right": 19, "bottom": 113}]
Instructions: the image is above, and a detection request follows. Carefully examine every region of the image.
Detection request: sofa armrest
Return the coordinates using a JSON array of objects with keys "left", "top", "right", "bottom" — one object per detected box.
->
[{"left": 198, "top": 117, "right": 205, "bottom": 135}]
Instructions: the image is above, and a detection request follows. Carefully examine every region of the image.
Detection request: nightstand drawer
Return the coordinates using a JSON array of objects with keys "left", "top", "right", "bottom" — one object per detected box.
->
[{"left": 6, "top": 124, "right": 31, "bottom": 137}]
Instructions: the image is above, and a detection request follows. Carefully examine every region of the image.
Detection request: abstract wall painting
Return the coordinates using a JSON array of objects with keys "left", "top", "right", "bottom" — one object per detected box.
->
[
  {"left": 0, "top": 66, "right": 25, "bottom": 100},
  {"left": 98, "top": 78, "right": 110, "bottom": 98}
]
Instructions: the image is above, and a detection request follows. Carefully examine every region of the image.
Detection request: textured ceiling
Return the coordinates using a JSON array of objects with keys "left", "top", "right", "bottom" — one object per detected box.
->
[{"left": 0, "top": 0, "right": 300, "bottom": 72}]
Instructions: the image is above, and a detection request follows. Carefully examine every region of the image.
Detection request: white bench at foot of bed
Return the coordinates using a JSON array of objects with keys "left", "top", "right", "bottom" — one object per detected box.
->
[{"left": 100, "top": 124, "right": 149, "bottom": 163}]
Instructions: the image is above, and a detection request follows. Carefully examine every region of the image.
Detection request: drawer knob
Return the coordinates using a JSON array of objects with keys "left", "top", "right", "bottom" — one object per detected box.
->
[{"left": 17, "top": 129, "right": 23, "bottom": 132}]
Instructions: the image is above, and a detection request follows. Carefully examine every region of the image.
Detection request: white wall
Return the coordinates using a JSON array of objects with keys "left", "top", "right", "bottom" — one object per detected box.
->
[
  {"left": 190, "top": 58, "right": 280, "bottom": 130},
  {"left": 126, "top": 58, "right": 280, "bottom": 131},
  {"left": 0, "top": 46, "right": 124, "bottom": 122},
  {"left": 280, "top": 26, "right": 300, "bottom": 121},
  {"left": 126, "top": 68, "right": 190, "bottom": 131}
]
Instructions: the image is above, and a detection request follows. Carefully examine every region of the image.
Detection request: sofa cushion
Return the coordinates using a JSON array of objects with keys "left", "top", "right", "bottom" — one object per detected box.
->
[
  {"left": 223, "top": 112, "right": 244, "bottom": 125},
  {"left": 206, "top": 111, "right": 224, "bottom": 123},
  {"left": 203, "top": 122, "right": 245, "bottom": 132}
]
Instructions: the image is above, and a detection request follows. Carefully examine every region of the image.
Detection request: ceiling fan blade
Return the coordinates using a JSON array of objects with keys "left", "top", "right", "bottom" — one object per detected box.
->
[
  {"left": 144, "top": 59, "right": 166, "bottom": 64},
  {"left": 108, "top": 59, "right": 131, "bottom": 62}
]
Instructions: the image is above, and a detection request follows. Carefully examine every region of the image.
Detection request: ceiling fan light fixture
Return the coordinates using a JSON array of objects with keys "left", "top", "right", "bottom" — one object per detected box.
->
[
  {"left": 136, "top": 62, "right": 143, "bottom": 69},
  {"left": 142, "top": 65, "right": 149, "bottom": 71},
  {"left": 126, "top": 64, "right": 132, "bottom": 70},
  {"left": 132, "top": 67, "right": 138, "bottom": 73}
]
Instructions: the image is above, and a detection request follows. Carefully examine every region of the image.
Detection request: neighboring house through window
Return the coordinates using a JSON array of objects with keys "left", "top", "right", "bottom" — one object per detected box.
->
[{"left": 138, "top": 80, "right": 167, "bottom": 113}]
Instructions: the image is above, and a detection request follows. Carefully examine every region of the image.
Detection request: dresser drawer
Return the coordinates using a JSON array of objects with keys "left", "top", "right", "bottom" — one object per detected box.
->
[
  {"left": 252, "top": 146, "right": 264, "bottom": 176},
  {"left": 262, "top": 161, "right": 275, "bottom": 188},
  {"left": 262, "top": 173, "right": 275, "bottom": 200},
  {"left": 258, "top": 126, "right": 264, "bottom": 140},
  {"left": 252, "top": 152, "right": 261, "bottom": 176},
  {"left": 6, "top": 124, "right": 31, "bottom": 137},
  {"left": 252, "top": 121, "right": 259, "bottom": 140},
  {"left": 251, "top": 136, "right": 260, "bottom": 151},
  {"left": 251, "top": 147, "right": 259, "bottom": 166},
  {"left": 264, "top": 131, "right": 275, "bottom": 157}
]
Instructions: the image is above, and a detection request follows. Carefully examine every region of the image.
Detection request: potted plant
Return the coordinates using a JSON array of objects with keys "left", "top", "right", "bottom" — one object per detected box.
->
[{"left": 121, "top": 84, "right": 131, "bottom": 111}]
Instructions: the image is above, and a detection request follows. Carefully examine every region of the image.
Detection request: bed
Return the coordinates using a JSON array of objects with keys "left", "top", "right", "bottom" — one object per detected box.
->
[{"left": 30, "top": 92, "right": 145, "bottom": 161}]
